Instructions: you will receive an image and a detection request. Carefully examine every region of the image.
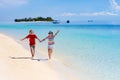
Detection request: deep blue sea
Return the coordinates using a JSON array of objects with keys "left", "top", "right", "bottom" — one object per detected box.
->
[{"left": 0, "top": 22, "right": 120, "bottom": 80}]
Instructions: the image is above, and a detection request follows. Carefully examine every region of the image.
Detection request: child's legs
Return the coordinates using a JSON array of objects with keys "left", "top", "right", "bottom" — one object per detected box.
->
[
  {"left": 30, "top": 45, "right": 35, "bottom": 57},
  {"left": 48, "top": 48, "right": 52, "bottom": 59},
  {"left": 48, "top": 45, "right": 53, "bottom": 59}
]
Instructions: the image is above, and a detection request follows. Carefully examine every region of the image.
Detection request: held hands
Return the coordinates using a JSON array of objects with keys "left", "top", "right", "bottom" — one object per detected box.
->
[
  {"left": 57, "top": 30, "right": 60, "bottom": 33},
  {"left": 40, "top": 41, "right": 42, "bottom": 43},
  {"left": 39, "top": 40, "right": 42, "bottom": 43}
]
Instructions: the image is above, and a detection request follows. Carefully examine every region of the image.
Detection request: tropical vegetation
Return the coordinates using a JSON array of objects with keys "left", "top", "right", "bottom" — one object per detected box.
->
[{"left": 14, "top": 17, "right": 54, "bottom": 22}]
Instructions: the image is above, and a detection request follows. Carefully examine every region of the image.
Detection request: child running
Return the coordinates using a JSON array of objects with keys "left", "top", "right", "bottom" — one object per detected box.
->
[
  {"left": 41, "top": 30, "right": 60, "bottom": 60},
  {"left": 21, "top": 29, "right": 41, "bottom": 59}
]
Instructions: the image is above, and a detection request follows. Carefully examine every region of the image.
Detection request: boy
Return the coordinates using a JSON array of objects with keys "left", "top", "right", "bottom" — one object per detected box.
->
[{"left": 21, "top": 29, "right": 41, "bottom": 59}]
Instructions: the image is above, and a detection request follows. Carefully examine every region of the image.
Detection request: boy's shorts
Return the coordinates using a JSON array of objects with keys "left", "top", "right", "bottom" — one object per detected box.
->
[{"left": 30, "top": 45, "right": 35, "bottom": 49}]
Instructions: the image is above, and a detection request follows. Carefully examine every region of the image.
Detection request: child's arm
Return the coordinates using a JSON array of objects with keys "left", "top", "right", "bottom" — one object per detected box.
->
[
  {"left": 37, "top": 37, "right": 42, "bottom": 43},
  {"left": 21, "top": 35, "right": 29, "bottom": 41},
  {"left": 21, "top": 37, "right": 27, "bottom": 41},
  {"left": 54, "top": 30, "right": 60, "bottom": 37},
  {"left": 41, "top": 36, "right": 48, "bottom": 42}
]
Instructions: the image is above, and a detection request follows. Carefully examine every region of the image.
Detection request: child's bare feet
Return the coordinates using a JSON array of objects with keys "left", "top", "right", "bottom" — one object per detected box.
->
[{"left": 31, "top": 57, "right": 34, "bottom": 60}]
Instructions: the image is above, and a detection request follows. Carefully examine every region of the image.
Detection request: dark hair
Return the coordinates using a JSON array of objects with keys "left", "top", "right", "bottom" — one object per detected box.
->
[{"left": 48, "top": 31, "right": 53, "bottom": 34}]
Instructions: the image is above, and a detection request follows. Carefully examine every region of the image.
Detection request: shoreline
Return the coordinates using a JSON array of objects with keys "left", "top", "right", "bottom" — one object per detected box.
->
[
  {"left": 0, "top": 33, "right": 80, "bottom": 80},
  {"left": 0, "top": 24, "right": 120, "bottom": 80},
  {"left": 0, "top": 33, "right": 64, "bottom": 80}
]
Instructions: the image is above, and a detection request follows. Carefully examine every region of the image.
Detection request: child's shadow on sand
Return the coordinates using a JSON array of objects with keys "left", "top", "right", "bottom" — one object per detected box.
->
[{"left": 10, "top": 56, "right": 48, "bottom": 61}]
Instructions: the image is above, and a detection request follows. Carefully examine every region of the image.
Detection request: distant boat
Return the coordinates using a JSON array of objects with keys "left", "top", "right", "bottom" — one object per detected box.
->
[
  {"left": 53, "top": 20, "right": 60, "bottom": 24},
  {"left": 88, "top": 20, "right": 93, "bottom": 22},
  {"left": 66, "top": 20, "right": 70, "bottom": 23}
]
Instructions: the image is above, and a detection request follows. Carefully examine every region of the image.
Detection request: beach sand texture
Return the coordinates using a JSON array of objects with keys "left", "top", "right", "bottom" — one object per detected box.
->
[{"left": 0, "top": 33, "right": 65, "bottom": 80}]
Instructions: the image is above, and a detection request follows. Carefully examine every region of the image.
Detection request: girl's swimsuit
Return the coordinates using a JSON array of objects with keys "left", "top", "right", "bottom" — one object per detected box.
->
[{"left": 48, "top": 36, "right": 54, "bottom": 49}]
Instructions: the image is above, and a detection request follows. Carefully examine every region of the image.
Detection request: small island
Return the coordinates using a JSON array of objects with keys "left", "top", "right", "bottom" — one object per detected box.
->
[{"left": 14, "top": 16, "right": 54, "bottom": 22}]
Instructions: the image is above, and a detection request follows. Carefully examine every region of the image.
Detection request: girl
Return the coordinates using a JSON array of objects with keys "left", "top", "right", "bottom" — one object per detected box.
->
[
  {"left": 41, "top": 30, "right": 60, "bottom": 60},
  {"left": 21, "top": 29, "right": 41, "bottom": 59}
]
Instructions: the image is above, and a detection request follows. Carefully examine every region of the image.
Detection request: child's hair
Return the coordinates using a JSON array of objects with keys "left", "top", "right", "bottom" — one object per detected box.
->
[
  {"left": 29, "top": 29, "right": 34, "bottom": 33},
  {"left": 48, "top": 31, "right": 53, "bottom": 34}
]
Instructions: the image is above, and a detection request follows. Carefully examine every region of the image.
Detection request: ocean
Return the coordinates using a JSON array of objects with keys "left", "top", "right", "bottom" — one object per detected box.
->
[{"left": 0, "top": 22, "right": 120, "bottom": 80}]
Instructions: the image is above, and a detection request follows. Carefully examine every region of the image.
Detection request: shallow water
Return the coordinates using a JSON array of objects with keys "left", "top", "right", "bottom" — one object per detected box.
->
[{"left": 0, "top": 22, "right": 120, "bottom": 80}]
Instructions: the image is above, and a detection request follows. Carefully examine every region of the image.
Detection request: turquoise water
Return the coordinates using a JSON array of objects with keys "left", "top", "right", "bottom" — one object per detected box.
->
[{"left": 0, "top": 22, "right": 120, "bottom": 80}]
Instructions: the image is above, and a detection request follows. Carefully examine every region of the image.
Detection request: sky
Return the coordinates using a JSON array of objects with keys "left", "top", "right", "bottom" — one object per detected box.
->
[{"left": 0, "top": 0, "right": 120, "bottom": 24}]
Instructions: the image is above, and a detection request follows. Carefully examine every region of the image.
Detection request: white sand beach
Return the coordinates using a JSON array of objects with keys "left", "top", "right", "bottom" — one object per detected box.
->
[{"left": 0, "top": 33, "right": 66, "bottom": 80}]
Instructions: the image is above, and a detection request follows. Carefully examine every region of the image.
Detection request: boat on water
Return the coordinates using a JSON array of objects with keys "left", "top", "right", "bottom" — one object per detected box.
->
[
  {"left": 88, "top": 20, "right": 93, "bottom": 22},
  {"left": 66, "top": 20, "right": 70, "bottom": 23},
  {"left": 53, "top": 20, "right": 60, "bottom": 24}
]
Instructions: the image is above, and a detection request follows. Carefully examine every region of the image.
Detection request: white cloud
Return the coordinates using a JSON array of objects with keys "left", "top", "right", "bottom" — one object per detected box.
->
[
  {"left": 60, "top": 12, "right": 77, "bottom": 17},
  {"left": 59, "top": 12, "right": 117, "bottom": 17},
  {"left": 58, "top": 0, "right": 120, "bottom": 17},
  {"left": 80, "top": 12, "right": 117, "bottom": 16},
  {"left": 110, "top": 0, "right": 120, "bottom": 12},
  {"left": 57, "top": 0, "right": 120, "bottom": 17},
  {"left": 0, "top": 0, "right": 28, "bottom": 7}
]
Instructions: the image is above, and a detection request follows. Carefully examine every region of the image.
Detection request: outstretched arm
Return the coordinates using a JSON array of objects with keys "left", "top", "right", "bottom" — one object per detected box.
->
[
  {"left": 54, "top": 30, "right": 60, "bottom": 37},
  {"left": 21, "top": 37, "right": 27, "bottom": 41},
  {"left": 21, "top": 35, "right": 29, "bottom": 41},
  {"left": 41, "top": 36, "right": 48, "bottom": 42}
]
